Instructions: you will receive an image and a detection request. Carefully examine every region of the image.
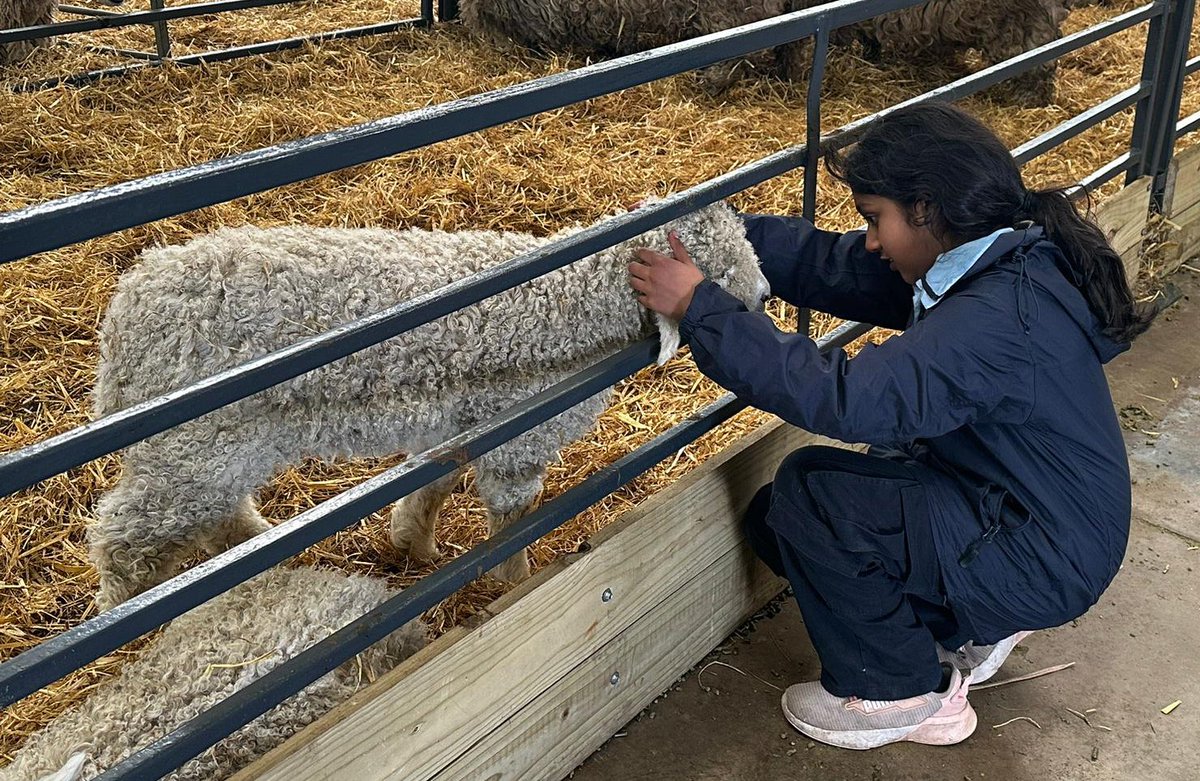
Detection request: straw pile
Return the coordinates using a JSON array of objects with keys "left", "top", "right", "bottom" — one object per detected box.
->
[{"left": 1, "top": 0, "right": 1196, "bottom": 761}]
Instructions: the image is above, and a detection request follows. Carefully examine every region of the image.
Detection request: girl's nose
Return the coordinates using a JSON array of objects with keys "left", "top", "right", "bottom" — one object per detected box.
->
[{"left": 864, "top": 229, "right": 881, "bottom": 254}]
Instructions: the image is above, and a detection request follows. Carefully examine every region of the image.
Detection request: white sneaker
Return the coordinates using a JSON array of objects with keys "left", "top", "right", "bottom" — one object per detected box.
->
[
  {"left": 780, "top": 664, "right": 976, "bottom": 750},
  {"left": 937, "top": 631, "right": 1033, "bottom": 684}
]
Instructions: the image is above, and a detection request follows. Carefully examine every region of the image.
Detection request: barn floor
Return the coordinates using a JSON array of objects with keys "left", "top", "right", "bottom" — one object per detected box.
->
[{"left": 569, "top": 269, "right": 1200, "bottom": 781}]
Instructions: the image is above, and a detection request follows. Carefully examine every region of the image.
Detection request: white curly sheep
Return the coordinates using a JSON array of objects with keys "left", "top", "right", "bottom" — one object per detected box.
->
[
  {"left": 0, "top": 566, "right": 428, "bottom": 781},
  {"left": 87, "top": 201, "right": 769, "bottom": 610}
]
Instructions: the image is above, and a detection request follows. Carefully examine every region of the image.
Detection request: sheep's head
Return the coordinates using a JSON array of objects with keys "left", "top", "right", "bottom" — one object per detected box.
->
[{"left": 643, "top": 200, "right": 770, "bottom": 366}]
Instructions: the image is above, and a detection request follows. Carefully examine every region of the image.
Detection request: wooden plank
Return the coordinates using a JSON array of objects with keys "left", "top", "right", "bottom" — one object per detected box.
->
[
  {"left": 1166, "top": 143, "right": 1200, "bottom": 220},
  {"left": 1093, "top": 175, "right": 1151, "bottom": 281},
  {"left": 236, "top": 421, "right": 830, "bottom": 781},
  {"left": 436, "top": 547, "right": 783, "bottom": 781},
  {"left": 1161, "top": 146, "right": 1200, "bottom": 275},
  {"left": 1169, "top": 198, "right": 1200, "bottom": 273}
]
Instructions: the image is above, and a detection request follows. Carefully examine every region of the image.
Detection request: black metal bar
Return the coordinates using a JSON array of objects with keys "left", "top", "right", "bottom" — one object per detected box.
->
[
  {"left": 0, "top": 2, "right": 1161, "bottom": 495},
  {"left": 0, "top": 310, "right": 872, "bottom": 713},
  {"left": 420, "top": 0, "right": 433, "bottom": 24},
  {"left": 1126, "top": 0, "right": 1194, "bottom": 206},
  {"left": 437, "top": 0, "right": 459, "bottom": 22},
  {"left": 13, "top": 17, "right": 427, "bottom": 92},
  {"left": 86, "top": 44, "right": 162, "bottom": 60},
  {"left": 1177, "top": 108, "right": 1200, "bottom": 137},
  {"left": 1186, "top": 53, "right": 1200, "bottom": 77},
  {"left": 88, "top": 319, "right": 875, "bottom": 781},
  {"left": 1078, "top": 151, "right": 1139, "bottom": 193},
  {"left": 58, "top": 3, "right": 125, "bottom": 17},
  {"left": 819, "top": 3, "right": 1159, "bottom": 156},
  {"left": 801, "top": 27, "right": 828, "bottom": 222},
  {"left": 0, "top": 0, "right": 934, "bottom": 263},
  {"left": 798, "top": 26, "right": 828, "bottom": 340},
  {"left": 1012, "top": 83, "right": 1147, "bottom": 165},
  {"left": 1145, "top": 0, "right": 1195, "bottom": 206},
  {"left": 0, "top": 339, "right": 659, "bottom": 708},
  {"left": 1126, "top": 0, "right": 1170, "bottom": 186},
  {"left": 95, "top": 397, "right": 749, "bottom": 781},
  {"left": 148, "top": 0, "right": 172, "bottom": 59},
  {"left": 0, "top": 0, "right": 304, "bottom": 44},
  {"left": 0, "top": 151, "right": 809, "bottom": 499}
]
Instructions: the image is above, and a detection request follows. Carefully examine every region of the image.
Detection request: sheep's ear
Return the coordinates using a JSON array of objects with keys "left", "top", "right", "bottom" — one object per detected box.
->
[
  {"left": 38, "top": 752, "right": 89, "bottom": 781},
  {"left": 654, "top": 312, "right": 681, "bottom": 367}
]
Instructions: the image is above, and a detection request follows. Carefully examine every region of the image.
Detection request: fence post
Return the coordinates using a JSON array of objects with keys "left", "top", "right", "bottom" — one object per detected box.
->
[
  {"left": 1126, "top": 0, "right": 1195, "bottom": 210},
  {"left": 797, "top": 27, "right": 830, "bottom": 339},
  {"left": 438, "top": 0, "right": 460, "bottom": 22},
  {"left": 148, "top": 0, "right": 172, "bottom": 59}
]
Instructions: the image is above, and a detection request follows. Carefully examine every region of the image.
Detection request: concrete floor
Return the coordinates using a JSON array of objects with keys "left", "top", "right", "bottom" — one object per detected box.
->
[{"left": 569, "top": 272, "right": 1200, "bottom": 781}]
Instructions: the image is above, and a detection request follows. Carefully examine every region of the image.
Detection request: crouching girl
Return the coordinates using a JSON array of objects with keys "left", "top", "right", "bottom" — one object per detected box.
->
[{"left": 628, "top": 102, "right": 1150, "bottom": 749}]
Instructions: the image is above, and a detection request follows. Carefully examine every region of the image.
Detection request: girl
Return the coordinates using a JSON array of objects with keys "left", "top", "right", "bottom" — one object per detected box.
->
[{"left": 627, "top": 102, "right": 1152, "bottom": 750}]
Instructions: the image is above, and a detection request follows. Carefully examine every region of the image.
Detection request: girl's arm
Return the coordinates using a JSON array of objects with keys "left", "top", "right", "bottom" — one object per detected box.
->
[
  {"left": 679, "top": 280, "right": 1033, "bottom": 445},
  {"left": 741, "top": 213, "right": 913, "bottom": 330}
]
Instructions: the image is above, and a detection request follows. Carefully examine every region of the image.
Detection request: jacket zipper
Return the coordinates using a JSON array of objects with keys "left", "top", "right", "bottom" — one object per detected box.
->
[{"left": 958, "top": 520, "right": 1003, "bottom": 567}]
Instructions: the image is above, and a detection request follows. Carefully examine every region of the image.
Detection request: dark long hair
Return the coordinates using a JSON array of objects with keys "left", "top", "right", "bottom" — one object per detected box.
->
[{"left": 826, "top": 102, "right": 1153, "bottom": 343}]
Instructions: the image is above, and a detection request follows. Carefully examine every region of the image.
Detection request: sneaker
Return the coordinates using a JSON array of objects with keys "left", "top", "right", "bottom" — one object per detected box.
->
[
  {"left": 937, "top": 631, "right": 1033, "bottom": 684},
  {"left": 780, "top": 663, "right": 976, "bottom": 750}
]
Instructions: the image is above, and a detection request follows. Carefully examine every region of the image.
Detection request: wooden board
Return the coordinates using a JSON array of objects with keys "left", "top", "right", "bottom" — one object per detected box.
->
[
  {"left": 235, "top": 421, "right": 830, "bottom": 781},
  {"left": 436, "top": 547, "right": 782, "bottom": 781},
  {"left": 1166, "top": 145, "right": 1200, "bottom": 274},
  {"left": 1093, "top": 175, "right": 1152, "bottom": 281}
]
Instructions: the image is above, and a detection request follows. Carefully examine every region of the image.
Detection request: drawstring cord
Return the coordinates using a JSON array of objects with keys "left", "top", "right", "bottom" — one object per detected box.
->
[{"left": 1013, "top": 248, "right": 1041, "bottom": 334}]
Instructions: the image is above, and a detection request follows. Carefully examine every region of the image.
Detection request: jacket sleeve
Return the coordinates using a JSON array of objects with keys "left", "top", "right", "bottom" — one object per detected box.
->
[
  {"left": 741, "top": 213, "right": 913, "bottom": 330},
  {"left": 679, "top": 280, "right": 1034, "bottom": 445}
]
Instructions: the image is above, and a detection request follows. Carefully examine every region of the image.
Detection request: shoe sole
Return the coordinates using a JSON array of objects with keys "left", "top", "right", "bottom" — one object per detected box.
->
[
  {"left": 780, "top": 695, "right": 978, "bottom": 750},
  {"left": 968, "top": 631, "right": 1034, "bottom": 685}
]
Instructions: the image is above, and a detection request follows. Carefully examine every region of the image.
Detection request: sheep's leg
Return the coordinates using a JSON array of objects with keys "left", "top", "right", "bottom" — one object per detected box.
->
[
  {"left": 199, "top": 497, "right": 273, "bottom": 556},
  {"left": 389, "top": 469, "right": 462, "bottom": 562},
  {"left": 88, "top": 475, "right": 222, "bottom": 611},
  {"left": 88, "top": 424, "right": 278, "bottom": 611},
  {"left": 694, "top": 48, "right": 779, "bottom": 94},
  {"left": 977, "top": 5, "right": 1060, "bottom": 106},
  {"left": 473, "top": 465, "right": 545, "bottom": 584}
]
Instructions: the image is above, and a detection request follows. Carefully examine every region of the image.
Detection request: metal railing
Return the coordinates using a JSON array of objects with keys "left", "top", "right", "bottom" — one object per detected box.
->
[
  {"left": 1, "top": 0, "right": 1196, "bottom": 777},
  {"left": 1, "top": 0, "right": 440, "bottom": 89}
]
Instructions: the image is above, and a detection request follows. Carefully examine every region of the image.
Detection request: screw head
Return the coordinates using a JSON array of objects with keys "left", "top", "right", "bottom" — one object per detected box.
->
[
  {"left": 610, "top": 671, "right": 621, "bottom": 686},
  {"left": 601, "top": 588, "right": 613, "bottom": 603}
]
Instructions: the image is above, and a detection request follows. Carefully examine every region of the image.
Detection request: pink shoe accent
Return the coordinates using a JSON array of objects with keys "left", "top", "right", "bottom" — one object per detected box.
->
[{"left": 903, "top": 673, "right": 977, "bottom": 746}]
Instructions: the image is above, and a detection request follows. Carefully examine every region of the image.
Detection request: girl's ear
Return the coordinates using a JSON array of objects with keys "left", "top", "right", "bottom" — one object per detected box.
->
[{"left": 653, "top": 312, "right": 681, "bottom": 366}]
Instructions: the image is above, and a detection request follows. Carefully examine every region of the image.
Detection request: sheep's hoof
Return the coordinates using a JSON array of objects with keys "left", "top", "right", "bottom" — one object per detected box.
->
[
  {"left": 488, "top": 552, "right": 530, "bottom": 584},
  {"left": 389, "top": 529, "right": 440, "bottom": 563}
]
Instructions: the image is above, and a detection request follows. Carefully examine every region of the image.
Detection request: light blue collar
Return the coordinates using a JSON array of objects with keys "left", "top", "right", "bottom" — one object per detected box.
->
[{"left": 912, "top": 227, "right": 1014, "bottom": 319}]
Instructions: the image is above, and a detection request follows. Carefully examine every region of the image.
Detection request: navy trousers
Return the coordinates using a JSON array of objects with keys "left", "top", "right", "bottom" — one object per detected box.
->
[{"left": 744, "top": 445, "right": 978, "bottom": 701}]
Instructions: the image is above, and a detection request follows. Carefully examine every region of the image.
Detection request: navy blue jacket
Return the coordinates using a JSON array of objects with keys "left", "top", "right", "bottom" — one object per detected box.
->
[{"left": 679, "top": 214, "right": 1132, "bottom": 638}]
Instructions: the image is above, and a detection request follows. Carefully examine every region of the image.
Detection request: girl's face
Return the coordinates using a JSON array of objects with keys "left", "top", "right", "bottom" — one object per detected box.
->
[{"left": 853, "top": 194, "right": 947, "bottom": 285}]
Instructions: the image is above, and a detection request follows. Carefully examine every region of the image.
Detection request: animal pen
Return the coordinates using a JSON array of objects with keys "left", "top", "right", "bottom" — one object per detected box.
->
[{"left": 2, "top": 0, "right": 1200, "bottom": 778}]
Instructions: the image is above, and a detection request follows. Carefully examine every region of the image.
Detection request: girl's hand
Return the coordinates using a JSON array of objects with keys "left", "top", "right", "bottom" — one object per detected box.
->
[{"left": 628, "top": 231, "right": 706, "bottom": 321}]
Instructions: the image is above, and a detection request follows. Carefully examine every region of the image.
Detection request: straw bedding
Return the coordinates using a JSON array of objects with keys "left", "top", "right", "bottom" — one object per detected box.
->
[{"left": 0, "top": 0, "right": 1195, "bottom": 761}]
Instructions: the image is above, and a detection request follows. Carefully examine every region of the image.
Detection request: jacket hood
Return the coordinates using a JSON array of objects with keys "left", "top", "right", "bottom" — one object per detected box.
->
[{"left": 955, "top": 224, "right": 1128, "bottom": 364}]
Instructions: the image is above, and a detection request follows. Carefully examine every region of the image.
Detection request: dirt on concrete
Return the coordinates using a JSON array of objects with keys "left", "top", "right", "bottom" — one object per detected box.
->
[{"left": 568, "top": 272, "right": 1200, "bottom": 781}]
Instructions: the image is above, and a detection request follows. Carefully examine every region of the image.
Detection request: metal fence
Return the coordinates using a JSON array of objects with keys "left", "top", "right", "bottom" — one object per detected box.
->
[
  {"left": 1, "top": 0, "right": 1197, "bottom": 777},
  {"left": 0, "top": 0, "right": 442, "bottom": 91}
]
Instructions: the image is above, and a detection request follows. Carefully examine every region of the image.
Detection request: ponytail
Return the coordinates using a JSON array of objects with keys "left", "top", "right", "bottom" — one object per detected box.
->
[{"left": 1021, "top": 188, "right": 1154, "bottom": 343}]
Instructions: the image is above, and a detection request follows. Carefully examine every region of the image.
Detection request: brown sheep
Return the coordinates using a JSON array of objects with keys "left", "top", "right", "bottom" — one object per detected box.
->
[
  {"left": 1, "top": 0, "right": 123, "bottom": 65},
  {"left": 459, "top": 0, "right": 1066, "bottom": 103}
]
